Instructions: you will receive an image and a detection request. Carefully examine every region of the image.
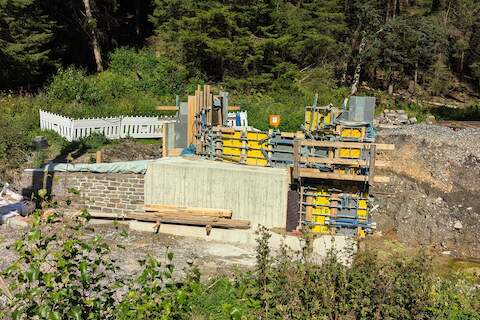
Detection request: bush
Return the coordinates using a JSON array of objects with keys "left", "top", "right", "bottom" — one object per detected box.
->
[
  {"left": 109, "top": 48, "right": 188, "bottom": 96},
  {"left": 42, "top": 49, "right": 189, "bottom": 119},
  {"left": 2, "top": 209, "right": 478, "bottom": 319},
  {"left": 235, "top": 86, "right": 348, "bottom": 132},
  {"left": 47, "top": 67, "right": 102, "bottom": 106}
]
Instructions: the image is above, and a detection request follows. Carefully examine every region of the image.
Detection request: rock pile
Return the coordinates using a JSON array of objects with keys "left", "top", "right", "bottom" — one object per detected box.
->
[
  {"left": 377, "top": 109, "right": 418, "bottom": 126},
  {"left": 373, "top": 124, "right": 480, "bottom": 258}
]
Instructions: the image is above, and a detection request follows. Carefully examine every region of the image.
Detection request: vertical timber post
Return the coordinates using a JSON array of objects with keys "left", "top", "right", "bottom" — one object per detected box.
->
[{"left": 162, "top": 124, "right": 168, "bottom": 157}]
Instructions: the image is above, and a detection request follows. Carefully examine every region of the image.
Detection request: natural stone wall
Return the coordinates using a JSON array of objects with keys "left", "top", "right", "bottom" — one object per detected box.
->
[{"left": 20, "top": 170, "right": 144, "bottom": 214}]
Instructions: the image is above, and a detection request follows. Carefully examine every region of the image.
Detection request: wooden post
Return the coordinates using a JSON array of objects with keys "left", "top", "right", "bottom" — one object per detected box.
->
[
  {"left": 368, "top": 145, "right": 376, "bottom": 185},
  {"left": 187, "top": 96, "right": 195, "bottom": 145},
  {"left": 240, "top": 129, "right": 247, "bottom": 164},
  {"left": 267, "top": 129, "right": 273, "bottom": 166},
  {"left": 195, "top": 88, "right": 201, "bottom": 153},
  {"left": 205, "top": 85, "right": 211, "bottom": 126},
  {"left": 293, "top": 139, "right": 301, "bottom": 180},
  {"left": 306, "top": 196, "right": 313, "bottom": 222},
  {"left": 162, "top": 124, "right": 168, "bottom": 157},
  {"left": 95, "top": 150, "right": 102, "bottom": 164}
]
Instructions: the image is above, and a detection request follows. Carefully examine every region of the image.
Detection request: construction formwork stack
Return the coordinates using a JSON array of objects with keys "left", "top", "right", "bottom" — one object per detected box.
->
[{"left": 187, "top": 86, "right": 393, "bottom": 237}]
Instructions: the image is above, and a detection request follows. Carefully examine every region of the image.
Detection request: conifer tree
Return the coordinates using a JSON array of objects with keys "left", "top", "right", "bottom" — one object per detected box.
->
[{"left": 0, "top": 0, "right": 57, "bottom": 88}]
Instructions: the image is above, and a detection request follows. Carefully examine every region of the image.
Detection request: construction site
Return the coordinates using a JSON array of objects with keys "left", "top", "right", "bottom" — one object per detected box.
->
[{"left": 1, "top": 85, "right": 479, "bottom": 272}]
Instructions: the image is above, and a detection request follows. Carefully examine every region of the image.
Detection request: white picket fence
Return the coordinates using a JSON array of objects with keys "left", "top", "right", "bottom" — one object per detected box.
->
[{"left": 39, "top": 110, "right": 176, "bottom": 141}]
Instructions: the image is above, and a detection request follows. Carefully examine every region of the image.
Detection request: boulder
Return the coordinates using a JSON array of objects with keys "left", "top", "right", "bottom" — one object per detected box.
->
[
  {"left": 398, "top": 114, "right": 409, "bottom": 124},
  {"left": 426, "top": 115, "right": 436, "bottom": 124},
  {"left": 454, "top": 220, "right": 463, "bottom": 230}
]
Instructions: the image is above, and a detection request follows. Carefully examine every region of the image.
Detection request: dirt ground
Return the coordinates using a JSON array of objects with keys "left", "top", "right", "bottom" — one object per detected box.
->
[
  {"left": 373, "top": 124, "right": 480, "bottom": 259},
  {"left": 0, "top": 222, "right": 257, "bottom": 282},
  {"left": 73, "top": 140, "right": 163, "bottom": 163}
]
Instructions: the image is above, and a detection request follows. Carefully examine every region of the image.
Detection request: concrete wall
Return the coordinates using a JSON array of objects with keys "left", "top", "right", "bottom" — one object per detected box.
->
[
  {"left": 128, "top": 221, "right": 355, "bottom": 264},
  {"left": 20, "top": 170, "right": 144, "bottom": 214},
  {"left": 144, "top": 158, "right": 289, "bottom": 228}
]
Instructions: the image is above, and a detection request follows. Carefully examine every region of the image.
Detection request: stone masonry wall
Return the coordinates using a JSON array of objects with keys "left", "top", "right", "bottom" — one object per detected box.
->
[{"left": 20, "top": 171, "right": 144, "bottom": 214}]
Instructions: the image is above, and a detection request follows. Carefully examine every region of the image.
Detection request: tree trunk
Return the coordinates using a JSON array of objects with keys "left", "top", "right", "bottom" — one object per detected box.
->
[
  {"left": 350, "top": 36, "right": 366, "bottom": 96},
  {"left": 135, "top": 0, "right": 144, "bottom": 40},
  {"left": 431, "top": 0, "right": 445, "bottom": 13},
  {"left": 388, "top": 82, "right": 394, "bottom": 95},
  {"left": 460, "top": 51, "right": 465, "bottom": 78},
  {"left": 83, "top": 0, "right": 103, "bottom": 72},
  {"left": 340, "top": 61, "right": 348, "bottom": 85},
  {"left": 414, "top": 62, "right": 418, "bottom": 89}
]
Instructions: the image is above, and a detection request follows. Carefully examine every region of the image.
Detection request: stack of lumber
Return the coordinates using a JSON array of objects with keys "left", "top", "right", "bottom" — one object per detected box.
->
[{"left": 132, "top": 204, "right": 250, "bottom": 229}]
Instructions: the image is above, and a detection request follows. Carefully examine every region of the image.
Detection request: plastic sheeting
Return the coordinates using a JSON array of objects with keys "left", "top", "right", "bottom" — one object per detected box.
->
[{"left": 42, "top": 160, "right": 152, "bottom": 174}]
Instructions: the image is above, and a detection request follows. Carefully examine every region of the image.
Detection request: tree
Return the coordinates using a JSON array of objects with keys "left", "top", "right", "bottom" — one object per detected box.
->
[
  {"left": 0, "top": 0, "right": 57, "bottom": 88},
  {"left": 82, "top": 0, "right": 103, "bottom": 71}
]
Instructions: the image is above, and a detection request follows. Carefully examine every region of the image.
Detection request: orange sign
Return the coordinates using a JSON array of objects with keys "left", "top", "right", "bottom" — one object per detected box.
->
[{"left": 269, "top": 114, "right": 281, "bottom": 128}]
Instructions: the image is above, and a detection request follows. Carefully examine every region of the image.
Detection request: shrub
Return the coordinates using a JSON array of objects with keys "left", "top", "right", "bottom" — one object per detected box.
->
[
  {"left": 235, "top": 86, "right": 348, "bottom": 132},
  {"left": 109, "top": 48, "right": 188, "bottom": 96},
  {"left": 1, "top": 209, "right": 479, "bottom": 319},
  {"left": 47, "top": 67, "right": 102, "bottom": 106}
]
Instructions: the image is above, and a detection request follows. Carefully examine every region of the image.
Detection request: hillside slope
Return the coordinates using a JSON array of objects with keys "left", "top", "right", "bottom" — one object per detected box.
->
[{"left": 373, "top": 125, "right": 480, "bottom": 258}]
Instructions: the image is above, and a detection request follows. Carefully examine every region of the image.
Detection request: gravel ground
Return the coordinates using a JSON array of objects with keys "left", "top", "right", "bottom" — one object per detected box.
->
[
  {"left": 372, "top": 124, "right": 480, "bottom": 258},
  {"left": 0, "top": 222, "right": 256, "bottom": 280}
]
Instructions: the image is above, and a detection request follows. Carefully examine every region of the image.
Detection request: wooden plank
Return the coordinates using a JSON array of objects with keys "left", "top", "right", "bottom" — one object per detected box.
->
[
  {"left": 298, "top": 170, "right": 389, "bottom": 184},
  {"left": 227, "top": 105, "right": 241, "bottom": 111},
  {"left": 156, "top": 106, "right": 178, "bottom": 111},
  {"left": 374, "top": 160, "right": 389, "bottom": 167},
  {"left": 144, "top": 204, "right": 232, "bottom": 218},
  {"left": 374, "top": 143, "right": 395, "bottom": 151},
  {"left": 296, "top": 132, "right": 305, "bottom": 139},
  {"left": 373, "top": 176, "right": 390, "bottom": 183},
  {"left": 280, "top": 132, "right": 296, "bottom": 138},
  {"left": 301, "top": 157, "right": 368, "bottom": 166},
  {"left": 299, "top": 169, "right": 368, "bottom": 181},
  {"left": 76, "top": 210, "right": 248, "bottom": 229},
  {"left": 301, "top": 140, "right": 394, "bottom": 151},
  {"left": 218, "top": 127, "right": 235, "bottom": 133},
  {"left": 129, "top": 213, "right": 250, "bottom": 229}
]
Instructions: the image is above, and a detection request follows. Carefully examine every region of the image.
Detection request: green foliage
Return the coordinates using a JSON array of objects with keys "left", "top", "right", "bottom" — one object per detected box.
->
[
  {"left": 0, "top": 95, "right": 43, "bottom": 175},
  {"left": 428, "top": 57, "right": 456, "bottom": 96},
  {"left": 236, "top": 75, "right": 348, "bottom": 132},
  {"left": 1, "top": 211, "right": 479, "bottom": 319},
  {"left": 150, "top": 0, "right": 347, "bottom": 85},
  {"left": 109, "top": 48, "right": 187, "bottom": 96},
  {"left": 47, "top": 67, "right": 102, "bottom": 105},
  {"left": 3, "top": 209, "right": 121, "bottom": 319},
  {"left": 43, "top": 49, "right": 187, "bottom": 118},
  {"left": 0, "top": 0, "right": 57, "bottom": 88}
]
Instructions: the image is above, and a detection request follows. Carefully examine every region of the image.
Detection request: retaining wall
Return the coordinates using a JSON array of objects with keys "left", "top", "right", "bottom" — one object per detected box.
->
[
  {"left": 20, "top": 170, "right": 144, "bottom": 214},
  {"left": 145, "top": 157, "right": 289, "bottom": 228}
]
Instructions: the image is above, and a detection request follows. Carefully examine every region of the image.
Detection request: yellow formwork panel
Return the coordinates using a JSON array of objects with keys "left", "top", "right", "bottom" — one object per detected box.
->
[
  {"left": 358, "top": 198, "right": 368, "bottom": 220},
  {"left": 305, "top": 110, "right": 332, "bottom": 131},
  {"left": 310, "top": 188, "right": 331, "bottom": 234},
  {"left": 339, "top": 148, "right": 361, "bottom": 159},
  {"left": 340, "top": 127, "right": 363, "bottom": 139},
  {"left": 221, "top": 130, "right": 269, "bottom": 167},
  {"left": 306, "top": 187, "right": 370, "bottom": 235}
]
